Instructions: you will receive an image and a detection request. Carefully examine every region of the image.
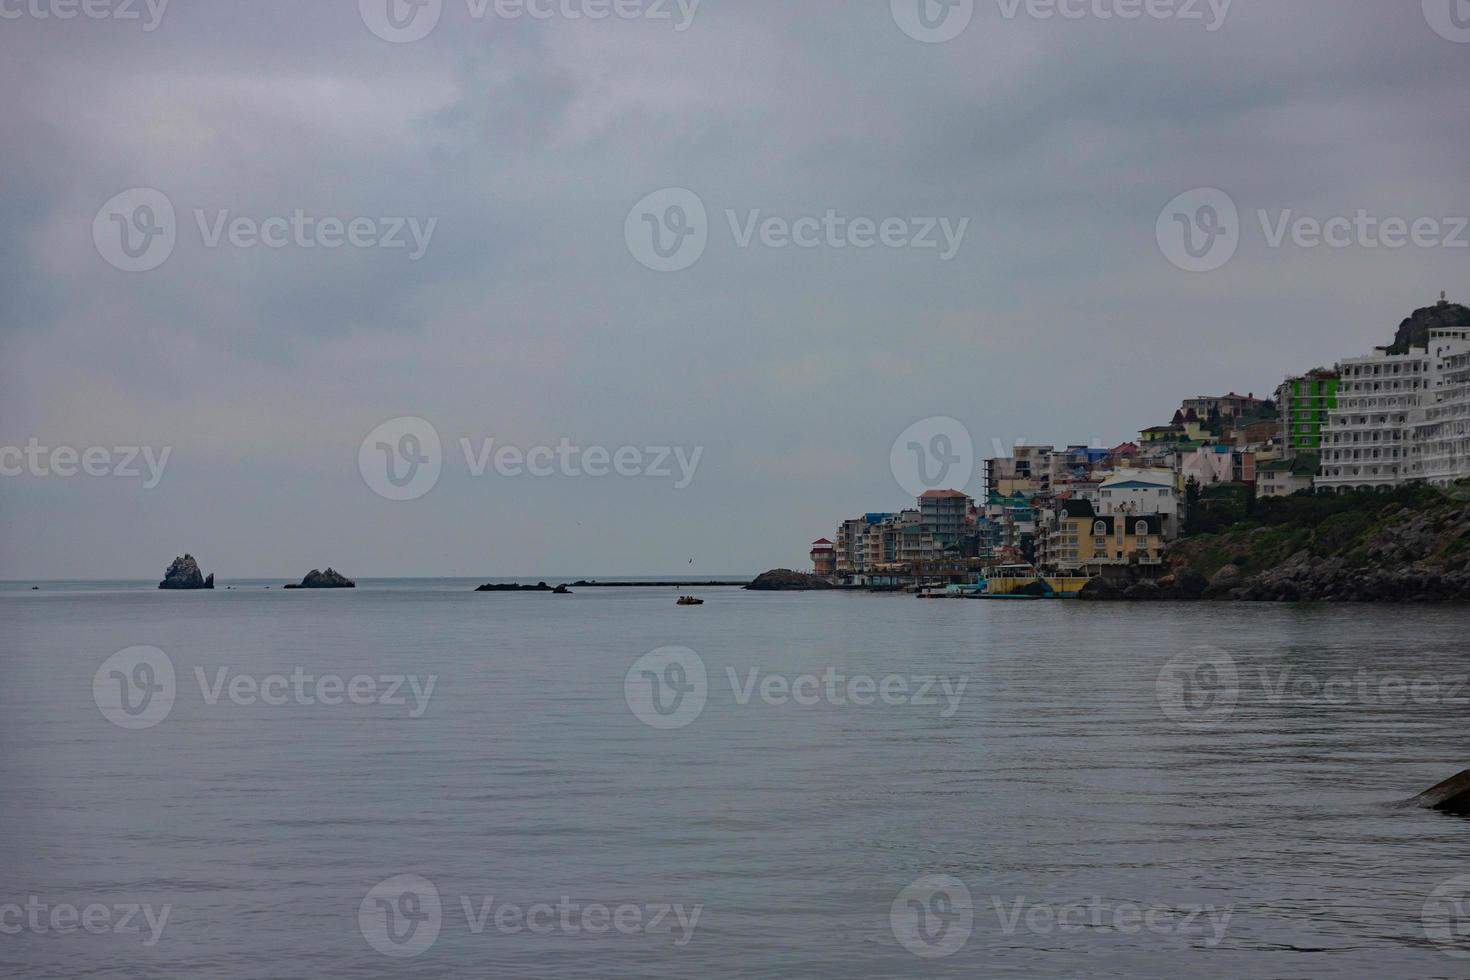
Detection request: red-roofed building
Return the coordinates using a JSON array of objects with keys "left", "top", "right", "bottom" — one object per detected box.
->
[{"left": 809, "top": 538, "right": 836, "bottom": 577}]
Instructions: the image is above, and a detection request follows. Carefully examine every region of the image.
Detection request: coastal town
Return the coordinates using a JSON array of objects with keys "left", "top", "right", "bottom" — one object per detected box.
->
[{"left": 809, "top": 294, "right": 1470, "bottom": 596}]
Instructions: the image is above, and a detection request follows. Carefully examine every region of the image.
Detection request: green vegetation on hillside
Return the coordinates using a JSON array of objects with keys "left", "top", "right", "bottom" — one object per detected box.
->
[{"left": 1172, "top": 483, "right": 1470, "bottom": 582}]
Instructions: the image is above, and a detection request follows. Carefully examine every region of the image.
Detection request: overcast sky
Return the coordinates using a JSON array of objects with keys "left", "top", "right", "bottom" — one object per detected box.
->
[{"left": 2, "top": 0, "right": 1467, "bottom": 579}]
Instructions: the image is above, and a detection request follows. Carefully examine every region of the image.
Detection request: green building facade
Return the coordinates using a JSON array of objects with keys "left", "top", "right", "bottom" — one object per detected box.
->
[{"left": 1278, "top": 372, "right": 1339, "bottom": 454}]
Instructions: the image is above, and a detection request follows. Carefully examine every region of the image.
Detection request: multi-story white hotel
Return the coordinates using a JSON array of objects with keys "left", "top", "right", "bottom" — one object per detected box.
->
[
  {"left": 1318, "top": 327, "right": 1470, "bottom": 491},
  {"left": 1414, "top": 338, "right": 1470, "bottom": 487}
]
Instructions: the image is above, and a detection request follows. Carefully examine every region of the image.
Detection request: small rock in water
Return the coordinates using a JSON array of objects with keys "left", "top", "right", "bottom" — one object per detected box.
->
[
  {"left": 284, "top": 568, "right": 356, "bottom": 589},
  {"left": 1407, "top": 769, "right": 1470, "bottom": 815},
  {"left": 159, "top": 554, "right": 214, "bottom": 590}
]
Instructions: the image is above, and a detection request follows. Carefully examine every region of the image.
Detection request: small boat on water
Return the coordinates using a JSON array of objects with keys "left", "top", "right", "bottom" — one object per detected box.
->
[{"left": 677, "top": 596, "right": 705, "bottom": 606}]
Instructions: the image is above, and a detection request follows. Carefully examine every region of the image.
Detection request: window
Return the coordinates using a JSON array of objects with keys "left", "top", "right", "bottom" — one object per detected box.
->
[
  {"left": 1093, "top": 522, "right": 1107, "bottom": 536},
  {"left": 1135, "top": 521, "right": 1148, "bottom": 536}
]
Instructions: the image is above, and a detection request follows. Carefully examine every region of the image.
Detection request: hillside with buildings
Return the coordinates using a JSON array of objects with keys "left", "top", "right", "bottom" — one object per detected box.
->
[{"left": 807, "top": 293, "right": 1470, "bottom": 599}]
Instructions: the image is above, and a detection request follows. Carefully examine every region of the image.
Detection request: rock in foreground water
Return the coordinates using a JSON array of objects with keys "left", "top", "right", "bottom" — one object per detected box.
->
[{"left": 1408, "top": 769, "right": 1470, "bottom": 815}]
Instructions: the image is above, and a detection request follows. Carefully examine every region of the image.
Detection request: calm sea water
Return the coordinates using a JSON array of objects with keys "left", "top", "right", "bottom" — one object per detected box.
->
[{"left": 2, "top": 582, "right": 1468, "bottom": 978}]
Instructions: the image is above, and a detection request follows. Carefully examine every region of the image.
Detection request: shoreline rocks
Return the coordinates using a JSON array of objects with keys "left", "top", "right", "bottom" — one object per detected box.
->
[
  {"left": 1084, "top": 488, "right": 1470, "bottom": 602},
  {"left": 476, "top": 582, "right": 557, "bottom": 592},
  {"left": 159, "top": 554, "right": 214, "bottom": 590},
  {"left": 284, "top": 568, "right": 356, "bottom": 589}
]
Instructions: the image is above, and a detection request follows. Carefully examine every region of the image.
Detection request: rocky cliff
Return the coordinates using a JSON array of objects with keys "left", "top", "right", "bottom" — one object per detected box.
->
[
  {"left": 1081, "top": 483, "right": 1470, "bottom": 602},
  {"left": 1387, "top": 298, "right": 1470, "bottom": 354}
]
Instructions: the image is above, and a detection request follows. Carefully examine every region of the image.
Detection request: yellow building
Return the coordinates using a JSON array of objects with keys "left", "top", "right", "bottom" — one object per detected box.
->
[{"left": 1043, "top": 499, "right": 1166, "bottom": 572}]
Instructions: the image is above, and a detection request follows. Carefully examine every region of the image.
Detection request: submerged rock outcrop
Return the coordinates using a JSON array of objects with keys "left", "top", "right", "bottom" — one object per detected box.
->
[{"left": 159, "top": 554, "right": 213, "bottom": 590}]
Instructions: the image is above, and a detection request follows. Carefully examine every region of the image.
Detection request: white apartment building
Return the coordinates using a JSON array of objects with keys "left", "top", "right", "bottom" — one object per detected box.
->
[
  {"left": 1318, "top": 328, "right": 1470, "bottom": 491},
  {"left": 1097, "top": 469, "right": 1180, "bottom": 540},
  {"left": 1415, "top": 343, "right": 1470, "bottom": 487}
]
